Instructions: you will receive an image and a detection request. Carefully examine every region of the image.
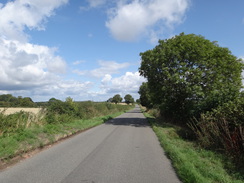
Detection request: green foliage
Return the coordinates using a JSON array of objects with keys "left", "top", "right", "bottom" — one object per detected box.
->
[
  {"left": 20, "top": 97, "right": 36, "bottom": 107},
  {"left": 0, "top": 111, "right": 33, "bottom": 135},
  {"left": 189, "top": 96, "right": 244, "bottom": 161},
  {"left": 45, "top": 98, "right": 132, "bottom": 124},
  {"left": 139, "top": 33, "right": 243, "bottom": 122},
  {"left": 0, "top": 101, "right": 133, "bottom": 161},
  {"left": 210, "top": 95, "right": 244, "bottom": 126},
  {"left": 0, "top": 97, "right": 133, "bottom": 136},
  {"left": 147, "top": 108, "right": 160, "bottom": 118},
  {"left": 45, "top": 97, "right": 76, "bottom": 123},
  {"left": 124, "top": 94, "right": 134, "bottom": 105},
  {"left": 112, "top": 94, "right": 123, "bottom": 104},
  {"left": 139, "top": 33, "right": 244, "bottom": 164},
  {"left": 0, "top": 136, "right": 19, "bottom": 159},
  {"left": 107, "top": 98, "right": 113, "bottom": 103},
  {"left": 145, "top": 112, "right": 244, "bottom": 183},
  {"left": 138, "top": 82, "right": 153, "bottom": 108},
  {"left": 0, "top": 94, "right": 36, "bottom": 107}
]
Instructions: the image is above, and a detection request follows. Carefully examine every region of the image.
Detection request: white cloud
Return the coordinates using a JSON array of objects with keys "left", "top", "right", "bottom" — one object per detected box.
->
[
  {"left": 87, "top": 0, "right": 108, "bottom": 7},
  {"left": 0, "top": 0, "right": 68, "bottom": 41},
  {"left": 101, "top": 74, "right": 112, "bottom": 84},
  {"left": 55, "top": 81, "right": 93, "bottom": 96},
  {"left": 47, "top": 56, "right": 67, "bottom": 74},
  {"left": 80, "top": 0, "right": 108, "bottom": 11},
  {"left": 0, "top": 0, "right": 69, "bottom": 99},
  {"left": 73, "top": 60, "right": 86, "bottom": 65},
  {"left": 73, "top": 60, "right": 130, "bottom": 78},
  {"left": 12, "top": 80, "right": 94, "bottom": 101},
  {"left": 0, "top": 0, "right": 151, "bottom": 101},
  {"left": 0, "top": 38, "right": 67, "bottom": 90},
  {"left": 101, "top": 71, "right": 146, "bottom": 99},
  {"left": 106, "top": 0, "right": 189, "bottom": 42}
]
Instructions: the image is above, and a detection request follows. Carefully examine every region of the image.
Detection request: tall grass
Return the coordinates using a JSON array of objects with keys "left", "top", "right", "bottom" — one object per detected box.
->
[
  {"left": 144, "top": 111, "right": 244, "bottom": 183},
  {"left": 188, "top": 98, "right": 244, "bottom": 164},
  {"left": 0, "top": 108, "right": 46, "bottom": 135}
]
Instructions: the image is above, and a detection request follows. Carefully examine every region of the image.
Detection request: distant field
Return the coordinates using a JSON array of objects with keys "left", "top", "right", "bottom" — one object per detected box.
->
[
  {"left": 0, "top": 103, "right": 132, "bottom": 115},
  {"left": 117, "top": 103, "right": 132, "bottom": 105},
  {"left": 0, "top": 108, "right": 42, "bottom": 115}
]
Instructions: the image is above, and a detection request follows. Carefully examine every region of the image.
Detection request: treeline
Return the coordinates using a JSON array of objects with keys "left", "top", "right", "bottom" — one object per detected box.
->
[
  {"left": 138, "top": 33, "right": 244, "bottom": 161},
  {"left": 0, "top": 94, "right": 135, "bottom": 135},
  {"left": 0, "top": 93, "right": 137, "bottom": 108},
  {"left": 107, "top": 94, "right": 135, "bottom": 105},
  {"left": 0, "top": 94, "right": 36, "bottom": 107}
]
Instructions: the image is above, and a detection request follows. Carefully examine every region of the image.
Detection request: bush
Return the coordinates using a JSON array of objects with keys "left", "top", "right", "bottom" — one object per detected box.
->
[
  {"left": 47, "top": 99, "right": 76, "bottom": 116},
  {"left": 45, "top": 100, "right": 134, "bottom": 124},
  {"left": 189, "top": 97, "right": 244, "bottom": 162},
  {"left": 0, "top": 111, "right": 36, "bottom": 135},
  {"left": 148, "top": 108, "right": 160, "bottom": 118}
]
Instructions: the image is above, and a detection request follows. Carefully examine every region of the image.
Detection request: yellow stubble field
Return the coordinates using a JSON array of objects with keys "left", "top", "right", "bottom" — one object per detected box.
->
[{"left": 0, "top": 108, "right": 42, "bottom": 115}]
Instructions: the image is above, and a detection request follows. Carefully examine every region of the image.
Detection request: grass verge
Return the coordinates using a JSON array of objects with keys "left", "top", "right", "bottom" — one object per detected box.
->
[
  {"left": 143, "top": 112, "right": 244, "bottom": 183},
  {"left": 0, "top": 110, "right": 127, "bottom": 167}
]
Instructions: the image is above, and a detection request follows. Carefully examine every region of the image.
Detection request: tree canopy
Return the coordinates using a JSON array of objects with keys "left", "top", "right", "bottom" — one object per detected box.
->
[
  {"left": 111, "top": 94, "right": 123, "bottom": 104},
  {"left": 139, "top": 33, "right": 243, "bottom": 122},
  {"left": 0, "top": 94, "right": 36, "bottom": 107},
  {"left": 124, "top": 94, "right": 134, "bottom": 105}
]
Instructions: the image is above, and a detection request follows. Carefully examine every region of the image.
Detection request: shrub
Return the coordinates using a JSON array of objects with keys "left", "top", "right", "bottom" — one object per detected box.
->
[
  {"left": 45, "top": 100, "right": 134, "bottom": 124},
  {"left": 0, "top": 111, "right": 37, "bottom": 135},
  {"left": 148, "top": 108, "right": 160, "bottom": 118},
  {"left": 189, "top": 97, "right": 244, "bottom": 162}
]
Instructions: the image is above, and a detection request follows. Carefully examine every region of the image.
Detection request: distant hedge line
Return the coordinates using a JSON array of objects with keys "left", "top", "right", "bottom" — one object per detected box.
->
[{"left": 0, "top": 99, "right": 134, "bottom": 136}]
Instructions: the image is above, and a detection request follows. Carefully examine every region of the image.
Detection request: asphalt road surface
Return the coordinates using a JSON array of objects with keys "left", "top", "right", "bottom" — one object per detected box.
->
[{"left": 0, "top": 105, "right": 181, "bottom": 183}]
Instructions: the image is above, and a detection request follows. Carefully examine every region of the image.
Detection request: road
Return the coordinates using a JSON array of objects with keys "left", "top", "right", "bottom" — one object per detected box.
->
[{"left": 0, "top": 105, "right": 181, "bottom": 183}]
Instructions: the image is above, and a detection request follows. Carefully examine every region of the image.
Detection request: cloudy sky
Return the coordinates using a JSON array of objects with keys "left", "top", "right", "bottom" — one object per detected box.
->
[{"left": 0, "top": 0, "right": 243, "bottom": 102}]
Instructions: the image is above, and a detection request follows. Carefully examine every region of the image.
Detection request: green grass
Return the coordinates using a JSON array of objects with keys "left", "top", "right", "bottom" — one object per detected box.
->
[
  {"left": 144, "top": 112, "right": 244, "bottom": 183},
  {"left": 0, "top": 111, "right": 127, "bottom": 162}
]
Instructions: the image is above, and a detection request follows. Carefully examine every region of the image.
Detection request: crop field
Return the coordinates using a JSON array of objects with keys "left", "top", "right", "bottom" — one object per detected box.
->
[{"left": 0, "top": 107, "right": 42, "bottom": 115}]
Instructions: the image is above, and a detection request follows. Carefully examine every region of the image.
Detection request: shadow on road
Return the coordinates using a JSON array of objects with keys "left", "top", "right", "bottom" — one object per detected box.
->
[
  {"left": 105, "top": 117, "right": 149, "bottom": 128},
  {"left": 125, "top": 110, "right": 142, "bottom": 113},
  {"left": 105, "top": 106, "right": 149, "bottom": 127}
]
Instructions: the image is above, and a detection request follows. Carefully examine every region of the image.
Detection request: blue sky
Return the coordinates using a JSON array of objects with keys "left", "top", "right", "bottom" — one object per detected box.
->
[{"left": 0, "top": 0, "right": 243, "bottom": 102}]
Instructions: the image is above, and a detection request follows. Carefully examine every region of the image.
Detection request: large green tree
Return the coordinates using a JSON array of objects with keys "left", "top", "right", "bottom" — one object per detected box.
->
[
  {"left": 139, "top": 33, "right": 243, "bottom": 122},
  {"left": 20, "top": 97, "right": 35, "bottom": 107},
  {"left": 124, "top": 94, "right": 134, "bottom": 105},
  {"left": 112, "top": 94, "right": 122, "bottom": 104}
]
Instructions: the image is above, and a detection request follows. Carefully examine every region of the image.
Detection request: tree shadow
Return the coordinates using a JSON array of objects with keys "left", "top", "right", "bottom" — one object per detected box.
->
[
  {"left": 105, "top": 117, "right": 149, "bottom": 128},
  {"left": 105, "top": 106, "right": 149, "bottom": 127},
  {"left": 125, "top": 110, "right": 142, "bottom": 114}
]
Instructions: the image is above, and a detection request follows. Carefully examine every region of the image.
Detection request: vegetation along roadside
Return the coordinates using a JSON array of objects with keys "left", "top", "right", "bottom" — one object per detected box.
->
[
  {"left": 138, "top": 33, "right": 244, "bottom": 183},
  {"left": 143, "top": 109, "right": 244, "bottom": 183},
  {"left": 0, "top": 99, "right": 134, "bottom": 169}
]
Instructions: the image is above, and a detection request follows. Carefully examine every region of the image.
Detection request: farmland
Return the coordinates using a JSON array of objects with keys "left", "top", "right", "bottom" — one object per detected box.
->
[{"left": 0, "top": 108, "right": 42, "bottom": 115}]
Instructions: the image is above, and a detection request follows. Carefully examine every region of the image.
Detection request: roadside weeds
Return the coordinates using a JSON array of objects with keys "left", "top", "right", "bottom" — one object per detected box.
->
[
  {"left": 0, "top": 111, "right": 127, "bottom": 170},
  {"left": 143, "top": 112, "right": 244, "bottom": 183}
]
